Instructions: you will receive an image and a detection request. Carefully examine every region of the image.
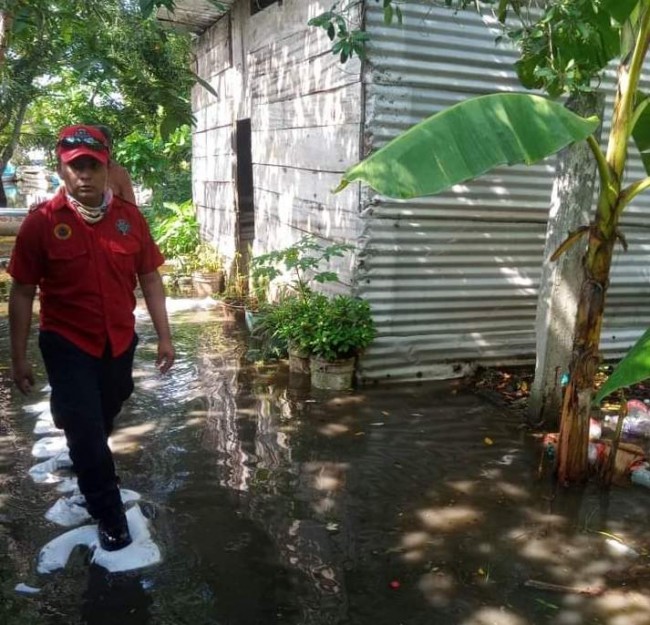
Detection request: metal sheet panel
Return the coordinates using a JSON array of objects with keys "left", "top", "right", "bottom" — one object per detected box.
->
[
  {"left": 157, "top": 0, "right": 234, "bottom": 33},
  {"left": 359, "top": 3, "right": 650, "bottom": 382}
]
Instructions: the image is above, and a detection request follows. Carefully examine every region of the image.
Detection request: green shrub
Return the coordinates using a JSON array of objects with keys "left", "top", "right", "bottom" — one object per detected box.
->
[
  {"left": 251, "top": 235, "right": 352, "bottom": 299},
  {"left": 147, "top": 199, "right": 200, "bottom": 264},
  {"left": 307, "top": 295, "right": 376, "bottom": 361}
]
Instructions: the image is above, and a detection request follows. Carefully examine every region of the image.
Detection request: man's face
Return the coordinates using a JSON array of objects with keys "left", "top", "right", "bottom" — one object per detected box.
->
[{"left": 58, "top": 156, "right": 108, "bottom": 207}]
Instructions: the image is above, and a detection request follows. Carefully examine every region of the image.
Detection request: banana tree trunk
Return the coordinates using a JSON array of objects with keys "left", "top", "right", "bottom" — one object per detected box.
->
[
  {"left": 556, "top": 7, "right": 650, "bottom": 483},
  {"left": 556, "top": 220, "right": 616, "bottom": 483}
]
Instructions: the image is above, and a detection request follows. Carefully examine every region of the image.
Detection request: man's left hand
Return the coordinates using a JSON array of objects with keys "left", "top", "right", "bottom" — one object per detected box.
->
[{"left": 156, "top": 339, "right": 175, "bottom": 374}]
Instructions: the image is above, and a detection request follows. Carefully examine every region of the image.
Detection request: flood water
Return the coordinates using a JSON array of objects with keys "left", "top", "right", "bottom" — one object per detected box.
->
[{"left": 1, "top": 306, "right": 650, "bottom": 625}]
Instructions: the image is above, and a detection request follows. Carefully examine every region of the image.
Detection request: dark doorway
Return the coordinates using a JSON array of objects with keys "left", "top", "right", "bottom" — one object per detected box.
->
[
  {"left": 235, "top": 118, "right": 255, "bottom": 278},
  {"left": 251, "top": 0, "right": 281, "bottom": 15}
]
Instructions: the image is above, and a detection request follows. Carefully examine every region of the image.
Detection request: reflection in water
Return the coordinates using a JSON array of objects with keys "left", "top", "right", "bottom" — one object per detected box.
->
[
  {"left": 81, "top": 568, "right": 152, "bottom": 625},
  {"left": 1, "top": 310, "right": 650, "bottom": 625}
]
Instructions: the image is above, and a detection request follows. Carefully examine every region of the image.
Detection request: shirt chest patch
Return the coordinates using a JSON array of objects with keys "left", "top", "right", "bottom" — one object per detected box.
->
[
  {"left": 53, "top": 223, "right": 73, "bottom": 240},
  {"left": 115, "top": 219, "right": 131, "bottom": 235}
]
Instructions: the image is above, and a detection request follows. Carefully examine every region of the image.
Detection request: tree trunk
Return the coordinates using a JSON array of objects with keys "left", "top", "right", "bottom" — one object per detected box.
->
[
  {"left": 556, "top": 7, "right": 650, "bottom": 483},
  {"left": 0, "top": 10, "right": 10, "bottom": 67},
  {"left": 530, "top": 91, "right": 605, "bottom": 428},
  {"left": 556, "top": 226, "right": 615, "bottom": 483}
]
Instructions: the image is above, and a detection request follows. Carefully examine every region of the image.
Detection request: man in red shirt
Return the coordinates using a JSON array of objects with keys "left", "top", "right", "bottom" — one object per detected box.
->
[{"left": 8, "top": 124, "right": 174, "bottom": 551}]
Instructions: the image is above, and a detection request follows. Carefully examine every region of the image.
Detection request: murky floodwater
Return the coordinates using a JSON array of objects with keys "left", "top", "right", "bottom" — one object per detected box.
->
[{"left": 1, "top": 306, "right": 650, "bottom": 625}]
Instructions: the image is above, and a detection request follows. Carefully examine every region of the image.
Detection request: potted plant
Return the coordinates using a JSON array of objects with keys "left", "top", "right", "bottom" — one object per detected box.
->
[
  {"left": 262, "top": 292, "right": 328, "bottom": 374},
  {"left": 244, "top": 272, "right": 271, "bottom": 333},
  {"left": 306, "top": 295, "right": 376, "bottom": 390},
  {"left": 217, "top": 254, "right": 247, "bottom": 323},
  {"left": 250, "top": 235, "right": 353, "bottom": 372},
  {"left": 189, "top": 242, "right": 225, "bottom": 297}
]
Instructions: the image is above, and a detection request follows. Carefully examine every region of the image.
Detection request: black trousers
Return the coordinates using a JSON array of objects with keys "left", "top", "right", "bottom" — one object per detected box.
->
[{"left": 39, "top": 330, "right": 137, "bottom": 521}]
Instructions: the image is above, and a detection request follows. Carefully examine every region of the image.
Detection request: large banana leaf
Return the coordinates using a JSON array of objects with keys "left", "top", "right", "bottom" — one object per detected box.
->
[
  {"left": 602, "top": 0, "right": 642, "bottom": 25},
  {"left": 594, "top": 327, "right": 650, "bottom": 404},
  {"left": 335, "top": 93, "right": 600, "bottom": 199}
]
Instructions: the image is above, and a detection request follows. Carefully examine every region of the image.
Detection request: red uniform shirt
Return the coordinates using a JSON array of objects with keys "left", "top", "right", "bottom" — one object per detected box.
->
[{"left": 9, "top": 190, "right": 164, "bottom": 357}]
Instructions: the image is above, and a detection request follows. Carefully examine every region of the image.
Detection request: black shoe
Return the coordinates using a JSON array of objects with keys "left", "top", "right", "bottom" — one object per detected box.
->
[{"left": 98, "top": 511, "right": 132, "bottom": 551}]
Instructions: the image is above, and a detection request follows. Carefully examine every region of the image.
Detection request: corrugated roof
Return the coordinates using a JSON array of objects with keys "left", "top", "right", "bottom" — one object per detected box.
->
[{"left": 157, "top": 0, "right": 233, "bottom": 34}]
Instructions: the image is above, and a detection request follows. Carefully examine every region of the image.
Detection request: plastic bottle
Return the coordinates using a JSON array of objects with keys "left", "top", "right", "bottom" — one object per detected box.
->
[
  {"left": 603, "top": 399, "right": 650, "bottom": 438},
  {"left": 622, "top": 417, "right": 650, "bottom": 438}
]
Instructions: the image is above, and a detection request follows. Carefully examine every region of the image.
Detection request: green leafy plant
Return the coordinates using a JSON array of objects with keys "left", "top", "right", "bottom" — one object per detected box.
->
[
  {"left": 307, "top": 295, "right": 377, "bottom": 361},
  {"left": 220, "top": 253, "right": 248, "bottom": 306},
  {"left": 262, "top": 292, "right": 328, "bottom": 355},
  {"left": 148, "top": 199, "right": 200, "bottom": 262},
  {"left": 594, "top": 328, "right": 650, "bottom": 405},
  {"left": 188, "top": 242, "right": 223, "bottom": 274},
  {"left": 250, "top": 235, "right": 353, "bottom": 300}
]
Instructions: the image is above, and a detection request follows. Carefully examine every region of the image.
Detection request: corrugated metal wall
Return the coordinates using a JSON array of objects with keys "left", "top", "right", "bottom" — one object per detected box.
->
[{"left": 358, "top": 3, "right": 650, "bottom": 382}]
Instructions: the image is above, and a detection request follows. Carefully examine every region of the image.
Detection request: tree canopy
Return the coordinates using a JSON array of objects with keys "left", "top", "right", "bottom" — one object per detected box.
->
[{"left": 0, "top": 0, "right": 201, "bottom": 202}]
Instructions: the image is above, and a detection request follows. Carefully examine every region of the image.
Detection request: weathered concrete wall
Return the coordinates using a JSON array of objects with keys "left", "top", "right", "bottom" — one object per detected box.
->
[{"left": 191, "top": 0, "right": 364, "bottom": 286}]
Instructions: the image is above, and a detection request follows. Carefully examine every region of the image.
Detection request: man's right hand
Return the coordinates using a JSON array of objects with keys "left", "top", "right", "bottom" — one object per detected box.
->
[{"left": 11, "top": 359, "right": 34, "bottom": 394}]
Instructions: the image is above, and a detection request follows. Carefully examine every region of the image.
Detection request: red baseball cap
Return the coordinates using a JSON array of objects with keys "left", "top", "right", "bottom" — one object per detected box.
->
[{"left": 56, "top": 125, "right": 110, "bottom": 165}]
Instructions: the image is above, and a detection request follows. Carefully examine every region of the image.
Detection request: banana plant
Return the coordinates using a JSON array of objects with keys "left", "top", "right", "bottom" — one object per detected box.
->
[{"left": 335, "top": 0, "right": 650, "bottom": 483}]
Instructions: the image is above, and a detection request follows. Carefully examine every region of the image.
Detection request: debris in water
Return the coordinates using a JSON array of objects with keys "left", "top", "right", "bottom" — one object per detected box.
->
[{"left": 14, "top": 583, "right": 41, "bottom": 595}]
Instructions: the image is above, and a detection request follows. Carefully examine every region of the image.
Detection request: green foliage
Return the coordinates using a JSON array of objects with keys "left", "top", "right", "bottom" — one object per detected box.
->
[
  {"left": 632, "top": 91, "right": 650, "bottom": 175},
  {"left": 220, "top": 253, "right": 248, "bottom": 304},
  {"left": 336, "top": 93, "right": 600, "bottom": 199},
  {"left": 114, "top": 125, "right": 191, "bottom": 204},
  {"left": 189, "top": 242, "right": 223, "bottom": 274},
  {"left": 593, "top": 327, "right": 650, "bottom": 404},
  {"left": 509, "top": 0, "right": 620, "bottom": 97},
  {"left": 308, "top": 7, "right": 369, "bottom": 63},
  {"left": 260, "top": 291, "right": 376, "bottom": 362},
  {"left": 148, "top": 199, "right": 200, "bottom": 262},
  {"left": 262, "top": 292, "right": 327, "bottom": 354},
  {"left": 251, "top": 235, "right": 353, "bottom": 299},
  {"left": 307, "top": 295, "right": 377, "bottom": 361},
  {"left": 0, "top": 0, "right": 198, "bottom": 180}
]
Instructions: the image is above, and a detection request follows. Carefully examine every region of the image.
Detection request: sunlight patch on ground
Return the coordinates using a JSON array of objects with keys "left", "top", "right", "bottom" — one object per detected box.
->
[
  {"left": 417, "top": 505, "right": 483, "bottom": 532},
  {"left": 493, "top": 480, "right": 530, "bottom": 501},
  {"left": 111, "top": 422, "right": 157, "bottom": 455},
  {"left": 459, "top": 606, "right": 527, "bottom": 625},
  {"left": 318, "top": 422, "right": 350, "bottom": 437},
  {"left": 521, "top": 507, "right": 568, "bottom": 527},
  {"left": 593, "top": 591, "right": 650, "bottom": 625},
  {"left": 447, "top": 480, "right": 479, "bottom": 495},
  {"left": 417, "top": 571, "right": 456, "bottom": 607}
]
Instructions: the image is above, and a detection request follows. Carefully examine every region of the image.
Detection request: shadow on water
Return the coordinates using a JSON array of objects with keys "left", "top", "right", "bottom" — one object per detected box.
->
[{"left": 2, "top": 306, "right": 650, "bottom": 624}]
